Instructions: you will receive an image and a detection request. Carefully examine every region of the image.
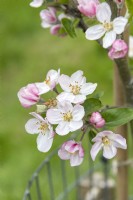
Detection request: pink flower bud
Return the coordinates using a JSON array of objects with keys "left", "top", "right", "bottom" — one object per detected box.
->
[
  {"left": 89, "top": 112, "right": 105, "bottom": 128},
  {"left": 58, "top": 140, "right": 84, "bottom": 166},
  {"left": 17, "top": 83, "right": 40, "bottom": 108},
  {"left": 77, "top": 0, "right": 99, "bottom": 18},
  {"left": 108, "top": 39, "right": 128, "bottom": 60},
  {"left": 40, "top": 7, "right": 57, "bottom": 25},
  {"left": 50, "top": 24, "right": 61, "bottom": 35}
]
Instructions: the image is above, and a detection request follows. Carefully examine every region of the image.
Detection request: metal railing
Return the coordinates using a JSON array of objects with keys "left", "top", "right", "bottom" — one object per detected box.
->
[{"left": 23, "top": 134, "right": 111, "bottom": 200}]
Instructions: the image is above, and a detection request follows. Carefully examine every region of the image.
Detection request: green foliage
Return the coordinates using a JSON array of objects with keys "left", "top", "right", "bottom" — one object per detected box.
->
[
  {"left": 88, "top": 129, "right": 97, "bottom": 144},
  {"left": 102, "top": 107, "right": 133, "bottom": 127},
  {"left": 61, "top": 18, "right": 77, "bottom": 38},
  {"left": 126, "top": 0, "right": 133, "bottom": 21},
  {"left": 83, "top": 98, "right": 102, "bottom": 115}
]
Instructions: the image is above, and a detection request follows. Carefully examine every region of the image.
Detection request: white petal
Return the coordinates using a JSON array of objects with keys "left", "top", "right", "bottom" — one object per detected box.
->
[
  {"left": 110, "top": 134, "right": 127, "bottom": 149},
  {"left": 35, "top": 82, "right": 50, "bottom": 95},
  {"left": 90, "top": 142, "right": 102, "bottom": 161},
  {"left": 30, "top": 112, "right": 45, "bottom": 122},
  {"left": 103, "top": 145, "right": 117, "bottom": 159},
  {"left": 70, "top": 70, "right": 83, "bottom": 82},
  {"left": 72, "top": 105, "right": 85, "bottom": 121},
  {"left": 30, "top": 0, "right": 43, "bottom": 8},
  {"left": 113, "top": 17, "right": 128, "bottom": 34},
  {"left": 73, "top": 95, "right": 86, "bottom": 104},
  {"left": 37, "top": 133, "right": 53, "bottom": 152},
  {"left": 103, "top": 31, "right": 116, "bottom": 48},
  {"left": 56, "top": 121, "right": 70, "bottom": 135},
  {"left": 69, "top": 120, "right": 83, "bottom": 131},
  {"left": 46, "top": 109, "right": 62, "bottom": 124},
  {"left": 96, "top": 2, "right": 111, "bottom": 23},
  {"left": 80, "top": 83, "right": 97, "bottom": 95},
  {"left": 70, "top": 153, "right": 83, "bottom": 166},
  {"left": 57, "top": 101, "right": 73, "bottom": 113},
  {"left": 85, "top": 25, "right": 105, "bottom": 40},
  {"left": 25, "top": 118, "right": 40, "bottom": 134},
  {"left": 56, "top": 92, "right": 75, "bottom": 103},
  {"left": 58, "top": 75, "right": 71, "bottom": 92},
  {"left": 41, "top": 21, "right": 51, "bottom": 28},
  {"left": 46, "top": 69, "right": 60, "bottom": 83}
]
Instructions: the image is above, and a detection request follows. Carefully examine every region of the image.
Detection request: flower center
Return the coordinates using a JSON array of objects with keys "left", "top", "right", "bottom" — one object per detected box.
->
[
  {"left": 38, "top": 122, "right": 48, "bottom": 134},
  {"left": 45, "top": 76, "right": 50, "bottom": 85},
  {"left": 69, "top": 84, "right": 81, "bottom": 95},
  {"left": 63, "top": 111, "right": 73, "bottom": 122},
  {"left": 102, "top": 136, "right": 110, "bottom": 145},
  {"left": 103, "top": 22, "right": 113, "bottom": 31},
  {"left": 44, "top": 98, "right": 57, "bottom": 108}
]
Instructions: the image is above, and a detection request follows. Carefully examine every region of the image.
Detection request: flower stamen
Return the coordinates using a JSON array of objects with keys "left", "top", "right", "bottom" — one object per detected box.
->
[
  {"left": 38, "top": 123, "right": 48, "bottom": 134},
  {"left": 103, "top": 22, "right": 113, "bottom": 31},
  {"left": 63, "top": 111, "right": 73, "bottom": 122},
  {"left": 69, "top": 84, "right": 81, "bottom": 95},
  {"left": 102, "top": 136, "right": 110, "bottom": 145}
]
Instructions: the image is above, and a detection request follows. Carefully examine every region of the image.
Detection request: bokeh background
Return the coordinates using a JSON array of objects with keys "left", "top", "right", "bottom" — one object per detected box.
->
[{"left": 0, "top": 0, "right": 114, "bottom": 199}]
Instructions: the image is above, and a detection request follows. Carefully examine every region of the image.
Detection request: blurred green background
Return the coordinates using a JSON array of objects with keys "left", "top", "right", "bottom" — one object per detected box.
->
[{"left": 0, "top": 0, "right": 114, "bottom": 199}]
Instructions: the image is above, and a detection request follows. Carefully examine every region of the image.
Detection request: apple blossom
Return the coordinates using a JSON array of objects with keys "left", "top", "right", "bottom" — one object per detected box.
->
[
  {"left": 129, "top": 36, "right": 133, "bottom": 58},
  {"left": 40, "top": 7, "right": 57, "bottom": 28},
  {"left": 25, "top": 112, "right": 55, "bottom": 152},
  {"left": 46, "top": 101, "right": 85, "bottom": 135},
  {"left": 58, "top": 140, "right": 84, "bottom": 166},
  {"left": 89, "top": 112, "right": 105, "bottom": 128},
  {"left": 85, "top": 2, "right": 128, "bottom": 48},
  {"left": 17, "top": 83, "right": 40, "bottom": 108},
  {"left": 90, "top": 130, "right": 127, "bottom": 160},
  {"left": 35, "top": 69, "right": 60, "bottom": 95},
  {"left": 57, "top": 70, "right": 97, "bottom": 104},
  {"left": 30, "top": 0, "right": 44, "bottom": 7},
  {"left": 108, "top": 39, "right": 128, "bottom": 60},
  {"left": 77, "top": 0, "right": 99, "bottom": 18}
]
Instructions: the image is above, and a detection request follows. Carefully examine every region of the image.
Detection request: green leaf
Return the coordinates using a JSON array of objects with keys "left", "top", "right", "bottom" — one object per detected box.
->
[
  {"left": 88, "top": 129, "right": 97, "bottom": 144},
  {"left": 93, "top": 91, "right": 104, "bottom": 99},
  {"left": 126, "top": 0, "right": 133, "bottom": 21},
  {"left": 102, "top": 107, "right": 133, "bottom": 127},
  {"left": 61, "top": 18, "right": 77, "bottom": 38},
  {"left": 83, "top": 98, "right": 102, "bottom": 115}
]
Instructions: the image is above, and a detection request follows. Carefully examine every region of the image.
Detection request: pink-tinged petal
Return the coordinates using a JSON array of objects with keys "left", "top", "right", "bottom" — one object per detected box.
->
[
  {"left": 56, "top": 121, "right": 70, "bottom": 135},
  {"left": 113, "top": 17, "right": 128, "bottom": 34},
  {"left": 70, "top": 153, "right": 83, "bottom": 166},
  {"left": 37, "top": 132, "right": 53, "bottom": 152},
  {"left": 56, "top": 92, "right": 75, "bottom": 103},
  {"left": 25, "top": 118, "right": 40, "bottom": 134},
  {"left": 73, "top": 94, "right": 86, "bottom": 104},
  {"left": 65, "top": 141, "right": 79, "bottom": 153},
  {"left": 109, "top": 134, "right": 127, "bottom": 149},
  {"left": 58, "top": 75, "right": 71, "bottom": 92},
  {"left": 69, "top": 120, "right": 83, "bottom": 131},
  {"left": 58, "top": 146, "right": 71, "bottom": 160},
  {"left": 103, "top": 145, "right": 117, "bottom": 159},
  {"left": 103, "top": 31, "right": 116, "bottom": 48},
  {"left": 85, "top": 25, "right": 105, "bottom": 40},
  {"left": 35, "top": 82, "right": 50, "bottom": 95},
  {"left": 90, "top": 141, "right": 102, "bottom": 160},
  {"left": 89, "top": 112, "right": 102, "bottom": 124},
  {"left": 95, "top": 119, "right": 105, "bottom": 128},
  {"left": 72, "top": 105, "right": 85, "bottom": 121},
  {"left": 46, "top": 69, "right": 60, "bottom": 83},
  {"left": 30, "top": 0, "right": 43, "bottom": 7},
  {"left": 96, "top": 2, "right": 111, "bottom": 23},
  {"left": 46, "top": 109, "right": 62, "bottom": 124},
  {"left": 78, "top": 144, "right": 84, "bottom": 157},
  {"left": 30, "top": 112, "right": 45, "bottom": 122},
  {"left": 40, "top": 8, "right": 57, "bottom": 24},
  {"left": 80, "top": 83, "right": 97, "bottom": 95},
  {"left": 78, "top": 0, "right": 98, "bottom": 18}
]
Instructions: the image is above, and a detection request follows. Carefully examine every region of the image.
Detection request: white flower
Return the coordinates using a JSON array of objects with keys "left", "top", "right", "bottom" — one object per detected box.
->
[
  {"left": 35, "top": 69, "right": 60, "bottom": 95},
  {"left": 25, "top": 112, "right": 54, "bottom": 152},
  {"left": 90, "top": 130, "right": 127, "bottom": 160},
  {"left": 56, "top": 70, "right": 97, "bottom": 104},
  {"left": 46, "top": 101, "right": 85, "bottom": 135},
  {"left": 85, "top": 2, "right": 128, "bottom": 48},
  {"left": 30, "top": 0, "right": 44, "bottom": 8},
  {"left": 129, "top": 36, "right": 133, "bottom": 58}
]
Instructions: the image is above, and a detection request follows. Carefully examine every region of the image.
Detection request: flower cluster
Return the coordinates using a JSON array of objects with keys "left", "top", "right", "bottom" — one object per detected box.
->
[{"left": 18, "top": 69, "right": 127, "bottom": 166}]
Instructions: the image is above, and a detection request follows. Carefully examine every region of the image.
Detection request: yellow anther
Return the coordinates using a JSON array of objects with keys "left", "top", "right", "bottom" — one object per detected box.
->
[
  {"left": 103, "top": 22, "right": 113, "bottom": 31},
  {"left": 69, "top": 84, "right": 81, "bottom": 95},
  {"left": 63, "top": 111, "right": 73, "bottom": 122},
  {"left": 102, "top": 136, "right": 110, "bottom": 145}
]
